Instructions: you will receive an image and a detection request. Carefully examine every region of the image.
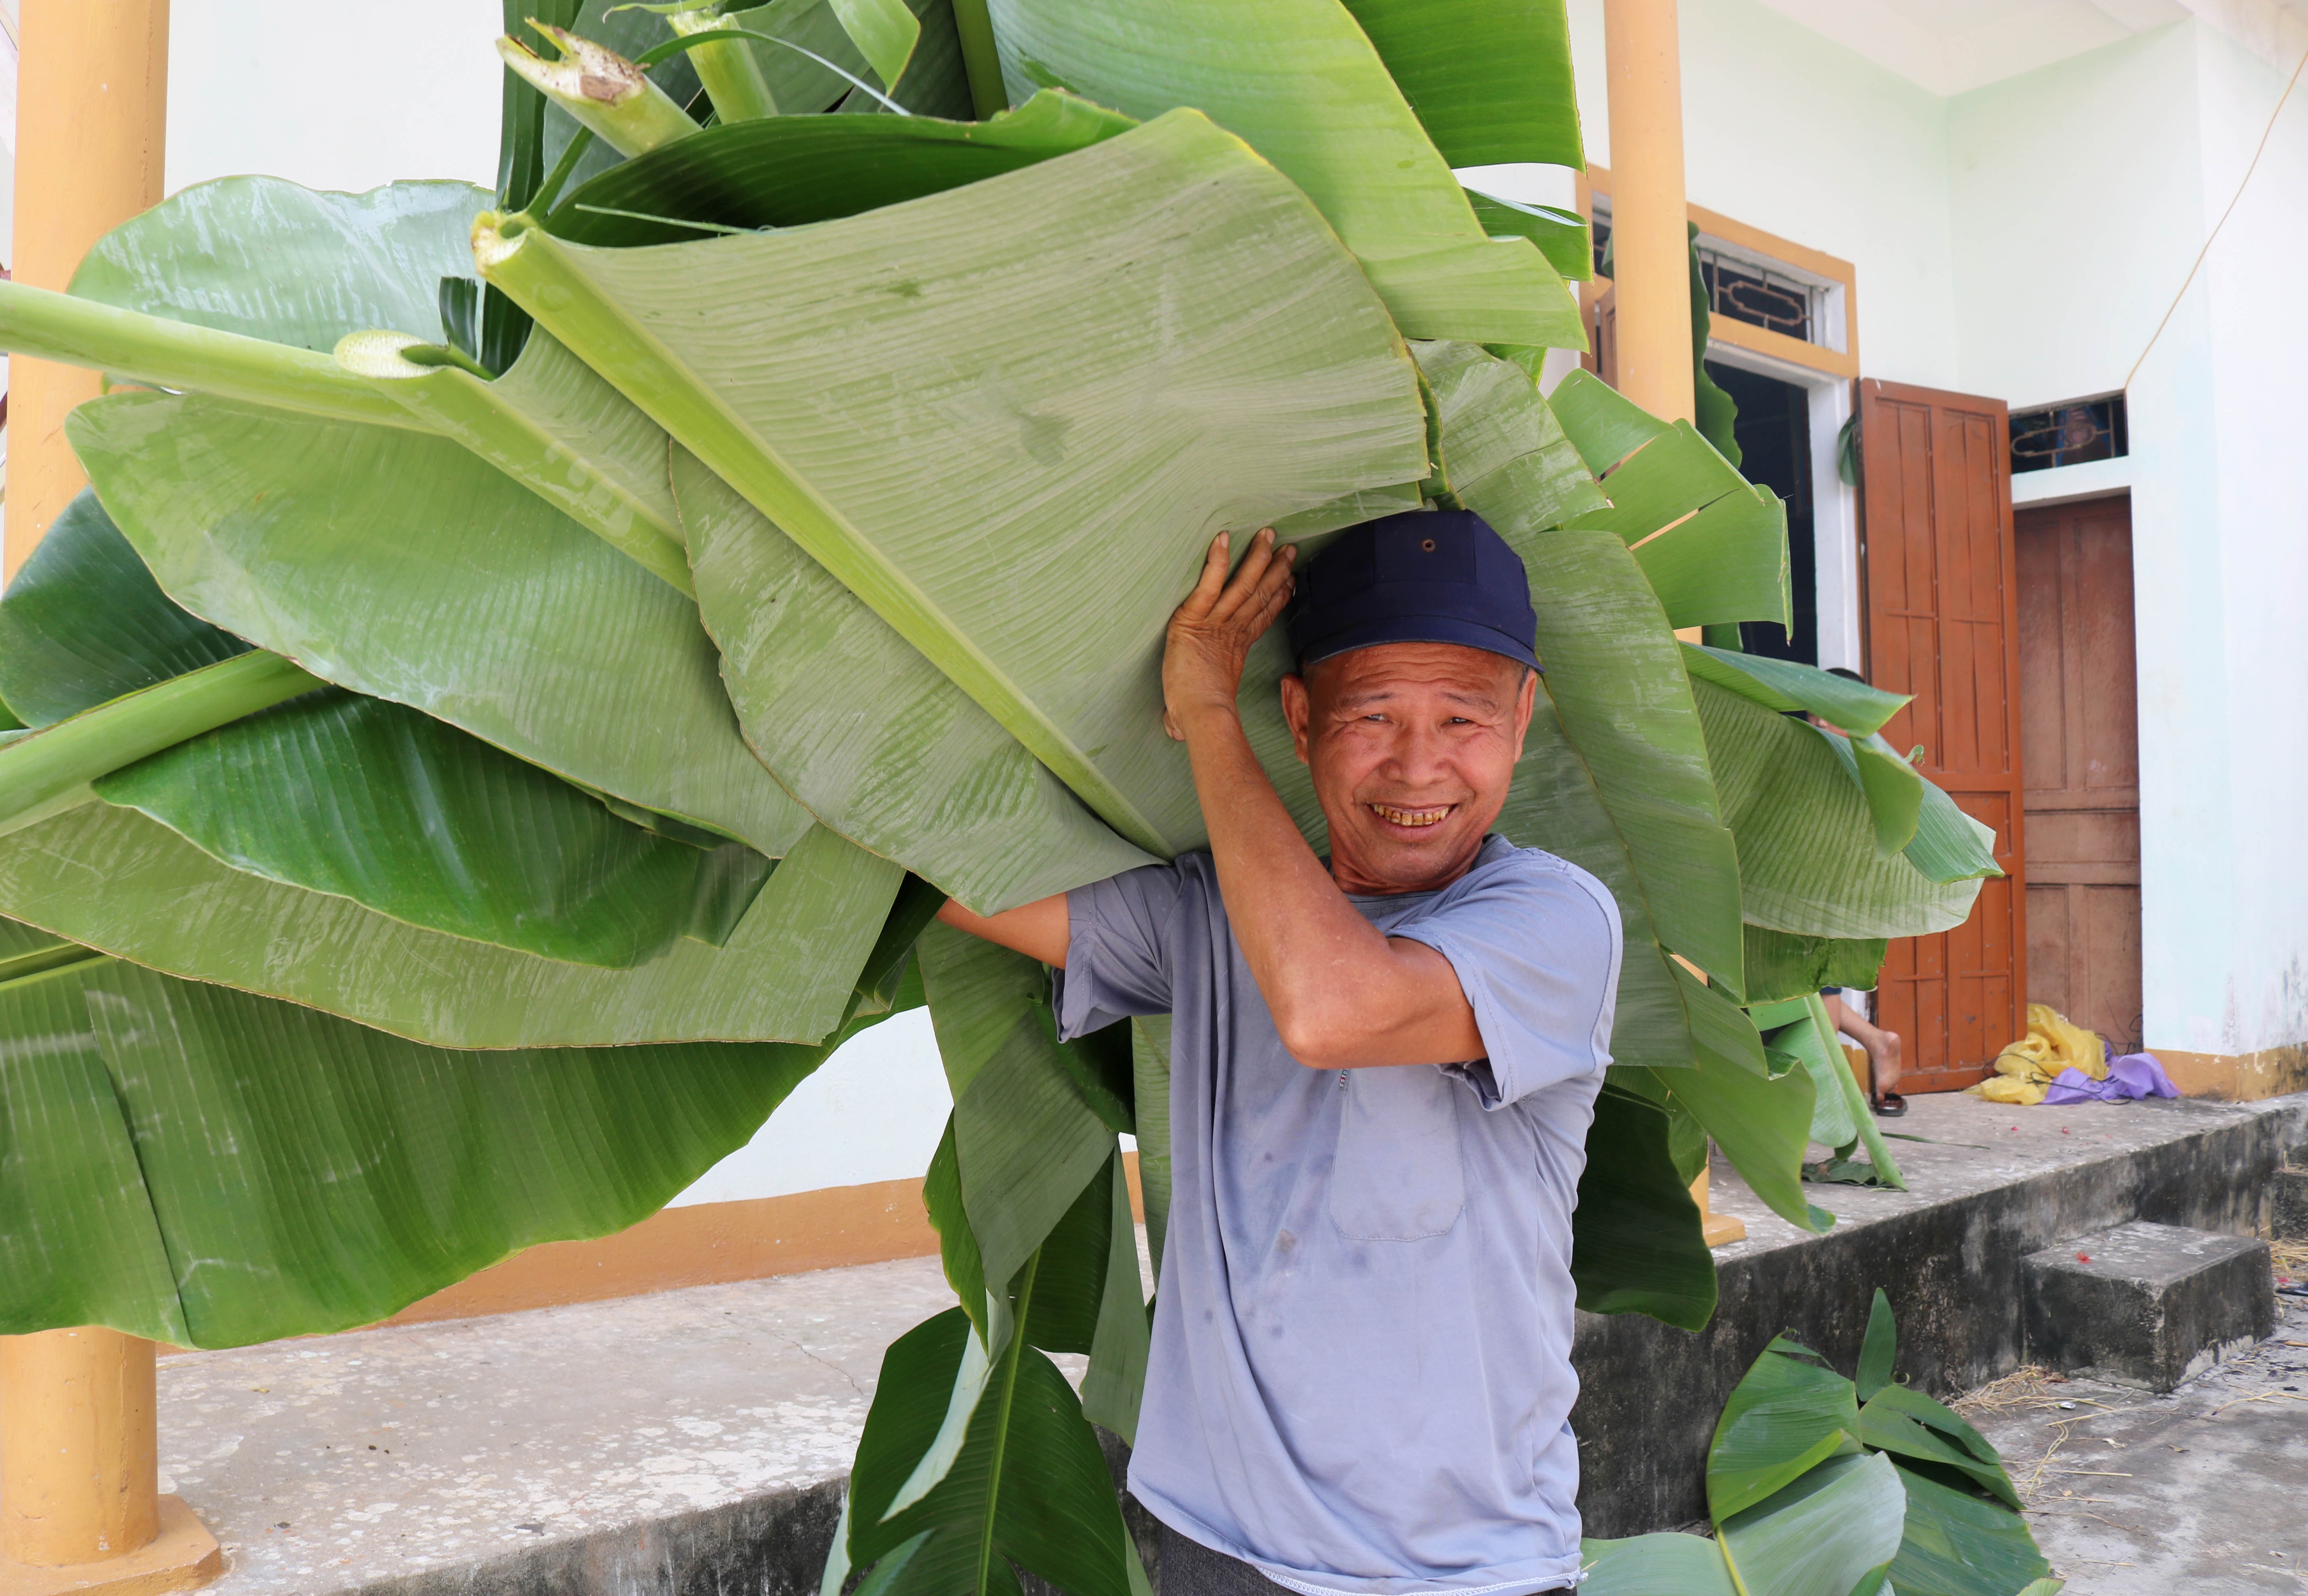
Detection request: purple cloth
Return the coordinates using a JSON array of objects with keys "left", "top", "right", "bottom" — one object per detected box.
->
[{"left": 2042, "top": 1052, "right": 2180, "bottom": 1103}]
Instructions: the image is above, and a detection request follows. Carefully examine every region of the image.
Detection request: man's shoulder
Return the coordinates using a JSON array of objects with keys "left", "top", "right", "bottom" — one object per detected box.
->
[{"left": 1452, "top": 838, "right": 1620, "bottom": 924}]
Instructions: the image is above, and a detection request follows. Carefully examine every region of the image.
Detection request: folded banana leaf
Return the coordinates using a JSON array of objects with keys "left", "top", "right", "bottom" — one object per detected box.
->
[
  {"left": 0, "top": 924, "right": 869, "bottom": 1348},
  {"left": 484, "top": 111, "right": 1429, "bottom": 876},
  {"left": 978, "top": 0, "right": 1582, "bottom": 348}
]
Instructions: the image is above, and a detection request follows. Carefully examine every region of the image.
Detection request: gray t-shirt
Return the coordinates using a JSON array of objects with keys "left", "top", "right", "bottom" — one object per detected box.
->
[{"left": 1055, "top": 836, "right": 1622, "bottom": 1596}]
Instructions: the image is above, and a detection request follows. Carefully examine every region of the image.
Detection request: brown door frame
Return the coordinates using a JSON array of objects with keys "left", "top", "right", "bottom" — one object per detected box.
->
[{"left": 1857, "top": 377, "right": 2028, "bottom": 1087}]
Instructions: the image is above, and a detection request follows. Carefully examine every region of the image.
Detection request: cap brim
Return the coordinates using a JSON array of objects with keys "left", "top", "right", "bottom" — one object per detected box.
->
[{"left": 1297, "top": 616, "right": 1542, "bottom": 673}]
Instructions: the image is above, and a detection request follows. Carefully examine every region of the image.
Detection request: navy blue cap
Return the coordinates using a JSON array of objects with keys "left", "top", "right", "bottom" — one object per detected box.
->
[{"left": 1284, "top": 510, "right": 1541, "bottom": 673}]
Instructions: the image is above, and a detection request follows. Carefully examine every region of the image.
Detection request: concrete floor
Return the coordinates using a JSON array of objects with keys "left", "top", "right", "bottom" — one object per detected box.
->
[
  {"left": 1962, "top": 1289, "right": 2308, "bottom": 1594},
  {"left": 160, "top": 1257, "right": 957, "bottom": 1594}
]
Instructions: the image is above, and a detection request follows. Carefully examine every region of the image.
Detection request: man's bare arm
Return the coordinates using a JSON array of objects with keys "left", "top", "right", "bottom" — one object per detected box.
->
[
  {"left": 935, "top": 893, "right": 1069, "bottom": 968},
  {"left": 1163, "top": 531, "right": 1485, "bottom": 1070}
]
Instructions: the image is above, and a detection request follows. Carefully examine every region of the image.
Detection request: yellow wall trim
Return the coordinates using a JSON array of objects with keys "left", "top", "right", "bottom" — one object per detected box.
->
[
  {"left": 364, "top": 1153, "right": 1148, "bottom": 1331},
  {"left": 2151, "top": 1044, "right": 2308, "bottom": 1103}
]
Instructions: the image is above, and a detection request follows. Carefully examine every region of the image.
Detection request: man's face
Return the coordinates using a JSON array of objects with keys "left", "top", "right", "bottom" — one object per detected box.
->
[{"left": 1280, "top": 642, "right": 1537, "bottom": 896}]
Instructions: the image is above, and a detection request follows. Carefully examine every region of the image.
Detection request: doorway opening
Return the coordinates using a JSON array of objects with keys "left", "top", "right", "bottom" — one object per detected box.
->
[{"left": 1705, "top": 360, "right": 1816, "bottom": 664}]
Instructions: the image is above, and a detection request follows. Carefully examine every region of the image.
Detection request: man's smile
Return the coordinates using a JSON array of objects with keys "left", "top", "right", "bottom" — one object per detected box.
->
[{"left": 1367, "top": 802, "right": 1454, "bottom": 830}]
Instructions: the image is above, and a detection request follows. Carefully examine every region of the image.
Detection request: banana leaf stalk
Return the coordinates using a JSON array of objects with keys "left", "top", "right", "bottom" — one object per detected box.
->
[
  {"left": 666, "top": 6, "right": 781, "bottom": 120},
  {"left": 498, "top": 21, "right": 699, "bottom": 156},
  {"left": 0, "top": 652, "right": 324, "bottom": 838},
  {"left": 0, "top": 278, "right": 410, "bottom": 429}
]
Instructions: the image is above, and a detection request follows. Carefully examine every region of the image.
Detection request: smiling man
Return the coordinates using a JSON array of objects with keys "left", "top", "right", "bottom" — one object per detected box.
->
[{"left": 938, "top": 511, "right": 1622, "bottom": 1596}]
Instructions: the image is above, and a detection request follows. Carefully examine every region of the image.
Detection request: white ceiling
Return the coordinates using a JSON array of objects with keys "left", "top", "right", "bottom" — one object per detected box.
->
[{"left": 1749, "top": 0, "right": 2308, "bottom": 94}]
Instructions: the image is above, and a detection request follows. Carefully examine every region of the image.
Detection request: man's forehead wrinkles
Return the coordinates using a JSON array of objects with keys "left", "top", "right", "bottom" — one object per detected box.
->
[{"left": 1329, "top": 681, "right": 1506, "bottom": 711}]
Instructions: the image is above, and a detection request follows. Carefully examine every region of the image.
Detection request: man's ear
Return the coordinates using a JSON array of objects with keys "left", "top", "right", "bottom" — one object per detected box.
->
[
  {"left": 1509, "top": 665, "right": 1539, "bottom": 761},
  {"left": 1280, "top": 672, "right": 1314, "bottom": 765}
]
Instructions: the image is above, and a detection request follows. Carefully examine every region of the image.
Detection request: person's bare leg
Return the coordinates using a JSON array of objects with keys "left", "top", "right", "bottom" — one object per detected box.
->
[{"left": 1823, "top": 994, "right": 1904, "bottom": 1111}]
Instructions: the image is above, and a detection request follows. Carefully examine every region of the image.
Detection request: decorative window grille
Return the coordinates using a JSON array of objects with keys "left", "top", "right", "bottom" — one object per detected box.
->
[
  {"left": 1695, "top": 246, "right": 1821, "bottom": 344},
  {"left": 2008, "top": 394, "right": 2128, "bottom": 474},
  {"left": 1587, "top": 209, "right": 1838, "bottom": 352}
]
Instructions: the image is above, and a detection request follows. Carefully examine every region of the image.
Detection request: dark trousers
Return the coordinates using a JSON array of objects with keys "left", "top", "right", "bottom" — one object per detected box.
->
[{"left": 1154, "top": 1521, "right": 1572, "bottom": 1596}]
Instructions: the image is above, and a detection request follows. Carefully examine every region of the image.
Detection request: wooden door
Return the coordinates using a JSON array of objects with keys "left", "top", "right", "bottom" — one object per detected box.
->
[
  {"left": 2016, "top": 497, "right": 2142, "bottom": 1053},
  {"left": 1857, "top": 379, "right": 2026, "bottom": 1092}
]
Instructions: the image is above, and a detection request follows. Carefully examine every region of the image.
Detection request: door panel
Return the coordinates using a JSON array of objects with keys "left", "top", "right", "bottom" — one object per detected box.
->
[
  {"left": 1859, "top": 379, "right": 2026, "bottom": 1093},
  {"left": 2016, "top": 496, "right": 2142, "bottom": 1055}
]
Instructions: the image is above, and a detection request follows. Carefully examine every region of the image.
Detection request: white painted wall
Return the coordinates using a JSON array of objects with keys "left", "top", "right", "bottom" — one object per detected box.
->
[
  {"left": 2185, "top": 23, "right": 2308, "bottom": 1054},
  {"left": 1567, "top": 0, "right": 1963, "bottom": 387},
  {"left": 164, "top": 0, "right": 498, "bottom": 195}
]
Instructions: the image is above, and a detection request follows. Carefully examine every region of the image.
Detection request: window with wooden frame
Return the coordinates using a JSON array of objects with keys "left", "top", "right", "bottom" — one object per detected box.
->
[{"left": 1575, "top": 166, "right": 1859, "bottom": 385}]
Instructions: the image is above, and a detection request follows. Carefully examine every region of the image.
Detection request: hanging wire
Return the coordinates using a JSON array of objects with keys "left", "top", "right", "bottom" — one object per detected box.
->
[{"left": 2123, "top": 34, "right": 2308, "bottom": 392}]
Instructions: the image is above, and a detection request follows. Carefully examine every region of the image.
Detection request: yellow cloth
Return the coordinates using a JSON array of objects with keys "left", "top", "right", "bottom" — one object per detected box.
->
[{"left": 1964, "top": 1003, "right": 2108, "bottom": 1106}]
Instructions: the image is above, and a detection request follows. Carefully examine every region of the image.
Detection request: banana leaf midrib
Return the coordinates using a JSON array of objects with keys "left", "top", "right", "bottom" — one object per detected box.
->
[
  {"left": 0, "top": 279, "right": 417, "bottom": 432},
  {"left": 478, "top": 212, "right": 1174, "bottom": 857},
  {"left": 338, "top": 332, "right": 694, "bottom": 594},
  {"left": 0, "top": 941, "right": 111, "bottom": 992},
  {"left": 0, "top": 652, "right": 328, "bottom": 834}
]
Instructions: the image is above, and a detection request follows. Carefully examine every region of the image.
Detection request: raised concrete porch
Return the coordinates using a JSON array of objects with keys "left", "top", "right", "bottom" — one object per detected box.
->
[{"left": 156, "top": 1089, "right": 2307, "bottom": 1593}]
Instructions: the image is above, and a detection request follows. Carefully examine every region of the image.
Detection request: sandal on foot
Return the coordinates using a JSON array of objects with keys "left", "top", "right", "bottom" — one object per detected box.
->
[{"left": 1872, "top": 1092, "right": 1908, "bottom": 1118}]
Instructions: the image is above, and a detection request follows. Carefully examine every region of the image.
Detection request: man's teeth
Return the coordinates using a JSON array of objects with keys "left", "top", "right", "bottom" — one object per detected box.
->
[{"left": 1370, "top": 804, "right": 1449, "bottom": 828}]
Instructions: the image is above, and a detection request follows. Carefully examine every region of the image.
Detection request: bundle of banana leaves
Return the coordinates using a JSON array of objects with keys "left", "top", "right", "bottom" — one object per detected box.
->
[{"left": 0, "top": 2, "right": 1999, "bottom": 1589}]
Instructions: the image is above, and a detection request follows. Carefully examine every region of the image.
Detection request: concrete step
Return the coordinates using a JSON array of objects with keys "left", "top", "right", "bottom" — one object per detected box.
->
[
  {"left": 2021, "top": 1221, "right": 2274, "bottom": 1391},
  {"left": 2270, "top": 1164, "right": 2308, "bottom": 1239},
  {"left": 1571, "top": 1087, "right": 2308, "bottom": 1535}
]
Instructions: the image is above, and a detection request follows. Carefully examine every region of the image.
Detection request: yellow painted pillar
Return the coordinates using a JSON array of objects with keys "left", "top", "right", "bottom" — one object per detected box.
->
[
  {"left": 0, "top": 1331, "right": 159, "bottom": 1565},
  {"left": 0, "top": 4, "right": 220, "bottom": 1592},
  {"left": 1602, "top": 0, "right": 1694, "bottom": 427},
  {"left": 5, "top": 0, "right": 170, "bottom": 579}
]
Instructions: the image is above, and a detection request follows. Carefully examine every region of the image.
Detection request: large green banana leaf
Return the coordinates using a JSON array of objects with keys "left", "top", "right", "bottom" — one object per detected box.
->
[
  {"left": 0, "top": 925, "right": 860, "bottom": 1348},
  {"left": 837, "top": 1306, "right": 1138, "bottom": 1596},
  {"left": 541, "top": 89, "right": 1135, "bottom": 247},
  {"left": 69, "top": 178, "right": 482, "bottom": 354},
  {"left": 485, "top": 111, "right": 1429, "bottom": 875},
  {"left": 0, "top": 491, "right": 249, "bottom": 726},
  {"left": 978, "top": 0, "right": 1581, "bottom": 348},
  {"left": 1549, "top": 370, "right": 1790, "bottom": 632},
  {"left": 69, "top": 393, "right": 813, "bottom": 859},
  {"left": 1335, "top": 0, "right": 1583, "bottom": 170},
  {"left": 917, "top": 925, "right": 1117, "bottom": 1303},
  {"left": 674, "top": 448, "right": 1155, "bottom": 913},
  {"left": 0, "top": 492, "right": 780, "bottom": 970},
  {"left": 96, "top": 689, "right": 774, "bottom": 969},
  {"left": 0, "top": 804, "right": 897, "bottom": 1048},
  {"left": 1695, "top": 678, "right": 1992, "bottom": 937},
  {"left": 21, "top": 175, "right": 691, "bottom": 593}
]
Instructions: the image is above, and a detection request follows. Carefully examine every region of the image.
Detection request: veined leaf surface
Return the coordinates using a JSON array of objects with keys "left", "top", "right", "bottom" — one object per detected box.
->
[
  {"left": 978, "top": 0, "right": 1581, "bottom": 347},
  {"left": 543, "top": 90, "right": 1136, "bottom": 247},
  {"left": 1695, "top": 678, "right": 1984, "bottom": 938},
  {"left": 0, "top": 805, "right": 897, "bottom": 1049},
  {"left": 1336, "top": 0, "right": 1583, "bottom": 170},
  {"left": 69, "top": 177, "right": 484, "bottom": 353},
  {"left": 70, "top": 392, "right": 814, "bottom": 859},
  {"left": 96, "top": 688, "right": 772, "bottom": 969},
  {"left": 675, "top": 448, "right": 1152, "bottom": 914},
  {"left": 484, "top": 111, "right": 1428, "bottom": 861},
  {"left": 0, "top": 941, "right": 839, "bottom": 1348},
  {"left": 0, "top": 491, "right": 248, "bottom": 727}
]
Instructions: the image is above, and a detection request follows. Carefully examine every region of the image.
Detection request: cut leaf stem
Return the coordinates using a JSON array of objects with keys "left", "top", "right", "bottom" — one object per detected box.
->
[
  {"left": 0, "top": 280, "right": 416, "bottom": 430},
  {"left": 0, "top": 652, "right": 326, "bottom": 836}
]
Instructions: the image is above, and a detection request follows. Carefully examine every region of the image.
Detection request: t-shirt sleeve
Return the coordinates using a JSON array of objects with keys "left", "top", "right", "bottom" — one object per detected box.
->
[
  {"left": 1051, "top": 862, "right": 1187, "bottom": 1040},
  {"left": 1393, "top": 857, "right": 1624, "bottom": 1109}
]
